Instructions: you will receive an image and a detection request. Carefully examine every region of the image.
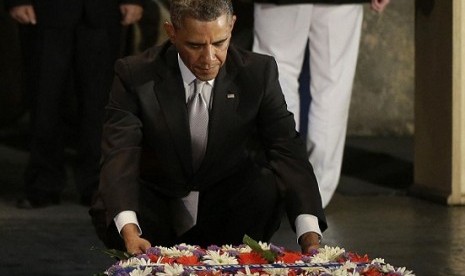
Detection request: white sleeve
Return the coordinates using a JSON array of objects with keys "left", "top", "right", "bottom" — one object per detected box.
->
[
  {"left": 114, "top": 210, "right": 142, "bottom": 236},
  {"left": 295, "top": 214, "right": 322, "bottom": 243}
]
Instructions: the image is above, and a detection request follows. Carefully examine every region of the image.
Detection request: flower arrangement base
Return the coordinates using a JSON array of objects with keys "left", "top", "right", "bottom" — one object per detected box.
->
[{"left": 99, "top": 236, "right": 415, "bottom": 276}]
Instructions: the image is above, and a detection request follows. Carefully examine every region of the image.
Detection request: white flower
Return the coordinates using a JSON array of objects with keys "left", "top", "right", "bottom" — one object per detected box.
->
[
  {"left": 235, "top": 266, "right": 261, "bottom": 276},
  {"left": 159, "top": 245, "right": 194, "bottom": 258},
  {"left": 157, "top": 263, "right": 185, "bottom": 276},
  {"left": 378, "top": 263, "right": 396, "bottom": 273},
  {"left": 119, "top": 257, "right": 152, "bottom": 268},
  {"left": 222, "top": 244, "right": 252, "bottom": 254},
  {"left": 177, "top": 243, "right": 199, "bottom": 251},
  {"left": 310, "top": 245, "right": 345, "bottom": 263},
  {"left": 394, "top": 266, "right": 416, "bottom": 276},
  {"left": 371, "top": 258, "right": 385, "bottom": 265},
  {"left": 129, "top": 266, "right": 153, "bottom": 276},
  {"left": 330, "top": 261, "right": 358, "bottom": 276},
  {"left": 241, "top": 242, "right": 270, "bottom": 253},
  {"left": 258, "top": 241, "right": 271, "bottom": 251},
  {"left": 202, "top": 250, "right": 239, "bottom": 265}
]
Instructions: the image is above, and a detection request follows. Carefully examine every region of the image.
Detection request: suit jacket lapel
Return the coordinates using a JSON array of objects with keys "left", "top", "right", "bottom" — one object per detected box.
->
[
  {"left": 151, "top": 44, "right": 241, "bottom": 177},
  {"left": 200, "top": 60, "right": 240, "bottom": 172},
  {"left": 153, "top": 46, "right": 193, "bottom": 174}
]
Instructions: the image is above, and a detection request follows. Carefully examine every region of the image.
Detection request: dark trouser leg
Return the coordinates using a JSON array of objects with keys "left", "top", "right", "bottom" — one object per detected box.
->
[
  {"left": 180, "top": 167, "right": 283, "bottom": 247},
  {"left": 21, "top": 26, "right": 75, "bottom": 202},
  {"left": 100, "top": 167, "right": 282, "bottom": 249},
  {"left": 138, "top": 185, "right": 178, "bottom": 247},
  {"left": 74, "top": 22, "right": 121, "bottom": 204}
]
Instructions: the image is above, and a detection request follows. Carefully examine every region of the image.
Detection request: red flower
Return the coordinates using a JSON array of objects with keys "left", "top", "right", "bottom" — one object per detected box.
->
[
  {"left": 160, "top": 257, "right": 175, "bottom": 264},
  {"left": 347, "top": 252, "right": 370, "bottom": 263},
  {"left": 276, "top": 252, "right": 302, "bottom": 263},
  {"left": 238, "top": 252, "right": 268, "bottom": 264},
  {"left": 176, "top": 255, "right": 200, "bottom": 265},
  {"left": 148, "top": 254, "right": 159, "bottom": 263},
  {"left": 147, "top": 254, "right": 175, "bottom": 264},
  {"left": 361, "top": 267, "right": 384, "bottom": 276}
]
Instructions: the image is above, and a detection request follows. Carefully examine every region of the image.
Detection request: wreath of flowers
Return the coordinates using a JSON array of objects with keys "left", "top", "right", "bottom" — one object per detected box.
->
[{"left": 98, "top": 235, "right": 414, "bottom": 276}]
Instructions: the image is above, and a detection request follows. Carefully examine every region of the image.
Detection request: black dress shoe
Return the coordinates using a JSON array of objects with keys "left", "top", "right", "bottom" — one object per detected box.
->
[{"left": 16, "top": 196, "right": 60, "bottom": 209}]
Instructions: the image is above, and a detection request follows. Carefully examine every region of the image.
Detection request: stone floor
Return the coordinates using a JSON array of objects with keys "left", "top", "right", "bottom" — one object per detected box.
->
[{"left": 1, "top": 129, "right": 464, "bottom": 275}]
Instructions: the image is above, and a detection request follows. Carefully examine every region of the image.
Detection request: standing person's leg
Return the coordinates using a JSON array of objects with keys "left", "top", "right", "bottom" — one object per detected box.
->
[
  {"left": 18, "top": 25, "right": 75, "bottom": 208},
  {"left": 252, "top": 3, "right": 312, "bottom": 130},
  {"left": 306, "top": 4, "right": 363, "bottom": 207},
  {"left": 74, "top": 3, "right": 122, "bottom": 205}
]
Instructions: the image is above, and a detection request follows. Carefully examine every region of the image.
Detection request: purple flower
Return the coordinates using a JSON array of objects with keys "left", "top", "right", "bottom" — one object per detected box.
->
[
  {"left": 270, "top": 244, "right": 285, "bottom": 255},
  {"left": 146, "top": 247, "right": 161, "bottom": 256},
  {"left": 301, "top": 255, "right": 312, "bottom": 263},
  {"left": 139, "top": 254, "right": 150, "bottom": 261},
  {"left": 152, "top": 266, "right": 165, "bottom": 273},
  {"left": 113, "top": 271, "right": 130, "bottom": 276},
  {"left": 182, "top": 267, "right": 195, "bottom": 275},
  {"left": 176, "top": 245, "right": 190, "bottom": 251},
  {"left": 226, "top": 250, "right": 239, "bottom": 257},
  {"left": 107, "top": 266, "right": 130, "bottom": 276},
  {"left": 207, "top": 245, "right": 221, "bottom": 251},
  {"left": 308, "top": 248, "right": 319, "bottom": 256},
  {"left": 193, "top": 249, "right": 205, "bottom": 258}
]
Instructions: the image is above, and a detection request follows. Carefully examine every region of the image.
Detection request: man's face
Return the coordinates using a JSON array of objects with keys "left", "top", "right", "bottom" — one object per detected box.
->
[{"left": 165, "top": 14, "right": 236, "bottom": 81}]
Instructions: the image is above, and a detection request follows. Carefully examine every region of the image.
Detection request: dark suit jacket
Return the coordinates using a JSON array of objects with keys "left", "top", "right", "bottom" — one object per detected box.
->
[
  {"left": 94, "top": 41, "right": 327, "bottom": 234},
  {"left": 4, "top": 0, "right": 143, "bottom": 28}
]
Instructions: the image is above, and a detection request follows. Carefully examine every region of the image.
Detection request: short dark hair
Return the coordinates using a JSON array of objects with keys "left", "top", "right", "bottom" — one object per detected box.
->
[{"left": 169, "top": 0, "right": 234, "bottom": 29}]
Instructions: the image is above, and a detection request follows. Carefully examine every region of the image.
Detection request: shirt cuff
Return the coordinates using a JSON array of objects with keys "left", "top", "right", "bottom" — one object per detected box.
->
[
  {"left": 114, "top": 210, "right": 142, "bottom": 237},
  {"left": 295, "top": 214, "right": 323, "bottom": 243}
]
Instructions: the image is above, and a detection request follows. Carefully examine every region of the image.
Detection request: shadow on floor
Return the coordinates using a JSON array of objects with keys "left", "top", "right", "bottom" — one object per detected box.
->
[{"left": 341, "top": 145, "right": 413, "bottom": 190}]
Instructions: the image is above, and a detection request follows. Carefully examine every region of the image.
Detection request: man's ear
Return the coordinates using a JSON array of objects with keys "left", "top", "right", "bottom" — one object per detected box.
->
[
  {"left": 230, "top": 15, "right": 237, "bottom": 31},
  {"left": 164, "top": 21, "right": 176, "bottom": 43}
]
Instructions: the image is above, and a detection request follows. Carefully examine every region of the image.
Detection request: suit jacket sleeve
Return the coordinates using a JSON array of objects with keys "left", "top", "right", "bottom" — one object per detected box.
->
[
  {"left": 256, "top": 56, "right": 327, "bottom": 232},
  {"left": 4, "top": 0, "right": 32, "bottom": 9},
  {"left": 99, "top": 58, "right": 144, "bottom": 226}
]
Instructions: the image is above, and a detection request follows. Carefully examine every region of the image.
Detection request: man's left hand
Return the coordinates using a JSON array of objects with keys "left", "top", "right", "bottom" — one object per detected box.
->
[
  {"left": 120, "top": 4, "right": 143, "bottom": 26},
  {"left": 299, "top": 231, "right": 321, "bottom": 253}
]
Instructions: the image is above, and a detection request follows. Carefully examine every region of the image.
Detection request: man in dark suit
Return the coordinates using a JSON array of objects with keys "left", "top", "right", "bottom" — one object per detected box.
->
[
  {"left": 90, "top": 0, "right": 327, "bottom": 254},
  {"left": 5, "top": 0, "right": 144, "bottom": 208}
]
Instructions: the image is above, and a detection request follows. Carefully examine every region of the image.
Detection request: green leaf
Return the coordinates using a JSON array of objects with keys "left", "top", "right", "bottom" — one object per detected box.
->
[
  {"left": 242, "top": 234, "right": 277, "bottom": 263},
  {"left": 91, "top": 246, "right": 135, "bottom": 260}
]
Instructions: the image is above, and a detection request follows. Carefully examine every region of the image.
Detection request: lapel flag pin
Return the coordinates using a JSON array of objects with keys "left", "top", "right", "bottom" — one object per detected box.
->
[{"left": 227, "top": 93, "right": 235, "bottom": 99}]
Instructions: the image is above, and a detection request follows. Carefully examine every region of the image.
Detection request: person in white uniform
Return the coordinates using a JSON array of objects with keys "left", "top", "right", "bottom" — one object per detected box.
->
[{"left": 252, "top": 0, "right": 390, "bottom": 207}]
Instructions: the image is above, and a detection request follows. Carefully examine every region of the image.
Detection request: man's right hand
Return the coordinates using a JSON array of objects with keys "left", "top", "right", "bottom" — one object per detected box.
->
[
  {"left": 121, "top": 223, "right": 151, "bottom": 255},
  {"left": 9, "top": 5, "right": 36, "bottom": 25}
]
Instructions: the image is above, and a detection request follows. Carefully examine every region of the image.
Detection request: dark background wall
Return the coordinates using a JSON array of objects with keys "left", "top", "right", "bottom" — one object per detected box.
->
[{"left": 0, "top": 0, "right": 414, "bottom": 136}]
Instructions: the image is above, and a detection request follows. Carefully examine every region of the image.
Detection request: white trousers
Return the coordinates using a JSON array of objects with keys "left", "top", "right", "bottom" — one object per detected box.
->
[{"left": 253, "top": 3, "right": 363, "bottom": 207}]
